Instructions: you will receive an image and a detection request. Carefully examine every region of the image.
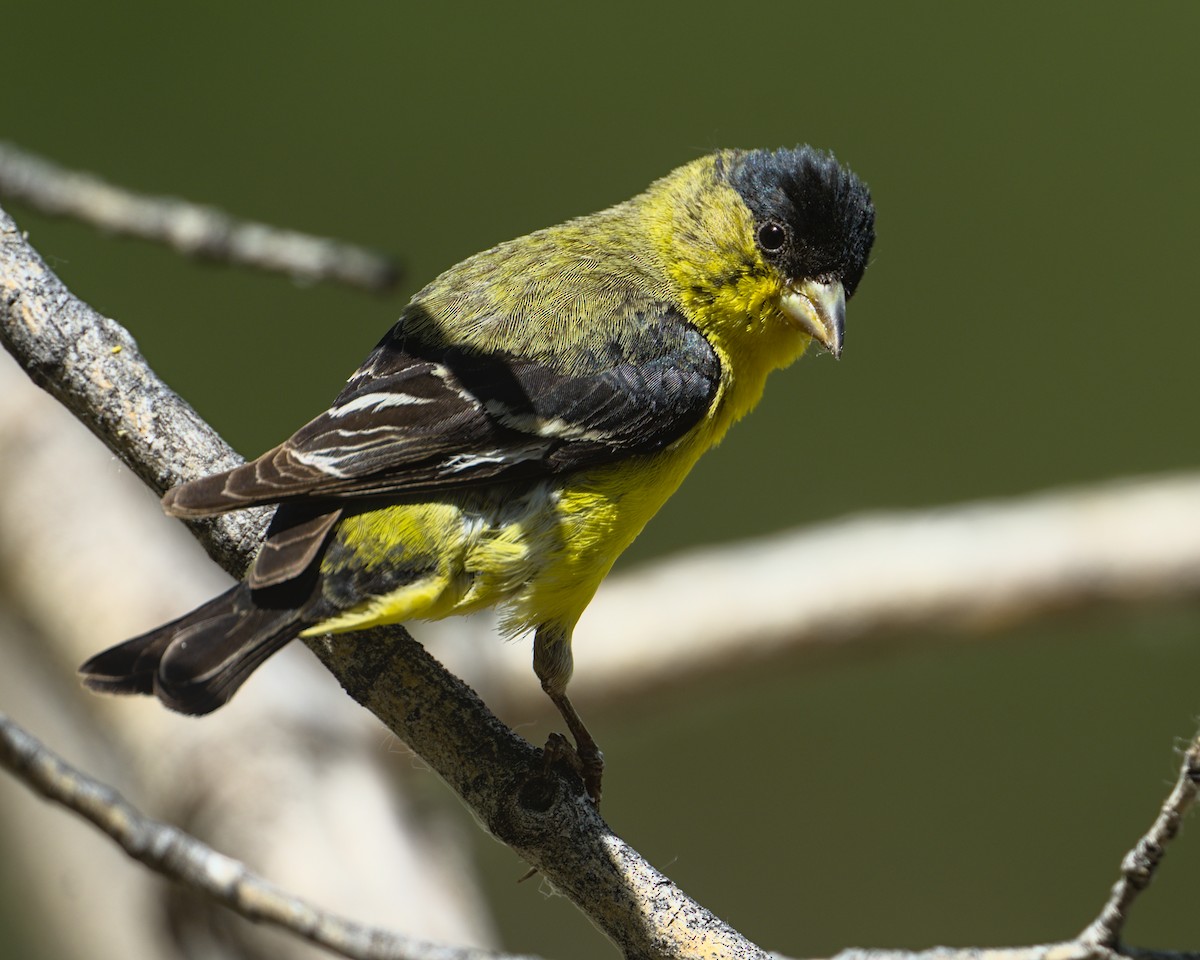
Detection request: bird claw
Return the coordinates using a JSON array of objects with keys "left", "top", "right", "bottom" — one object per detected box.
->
[{"left": 542, "top": 732, "right": 604, "bottom": 807}]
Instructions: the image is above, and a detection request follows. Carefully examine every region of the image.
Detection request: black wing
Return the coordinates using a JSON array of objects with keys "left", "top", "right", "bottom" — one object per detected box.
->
[{"left": 164, "top": 302, "right": 721, "bottom": 518}]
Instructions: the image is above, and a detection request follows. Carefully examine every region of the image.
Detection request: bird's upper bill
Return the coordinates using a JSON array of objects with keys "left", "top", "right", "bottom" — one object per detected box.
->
[{"left": 781, "top": 278, "right": 846, "bottom": 358}]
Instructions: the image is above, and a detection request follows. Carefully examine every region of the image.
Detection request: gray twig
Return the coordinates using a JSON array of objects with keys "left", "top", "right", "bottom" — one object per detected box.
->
[
  {"left": 0, "top": 142, "right": 398, "bottom": 291},
  {"left": 1080, "top": 737, "right": 1200, "bottom": 949},
  {"left": 0, "top": 712, "right": 536, "bottom": 960},
  {"left": 824, "top": 946, "right": 1200, "bottom": 960}
]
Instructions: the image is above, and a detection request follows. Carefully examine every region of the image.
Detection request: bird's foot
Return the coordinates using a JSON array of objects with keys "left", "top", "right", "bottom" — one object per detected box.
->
[{"left": 542, "top": 731, "right": 604, "bottom": 807}]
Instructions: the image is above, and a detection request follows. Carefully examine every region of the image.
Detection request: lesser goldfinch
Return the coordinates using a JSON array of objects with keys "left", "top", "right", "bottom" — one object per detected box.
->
[{"left": 81, "top": 146, "right": 875, "bottom": 802}]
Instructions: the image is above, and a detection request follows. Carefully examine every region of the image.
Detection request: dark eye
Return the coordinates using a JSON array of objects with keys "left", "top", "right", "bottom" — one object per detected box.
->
[{"left": 757, "top": 221, "right": 787, "bottom": 252}]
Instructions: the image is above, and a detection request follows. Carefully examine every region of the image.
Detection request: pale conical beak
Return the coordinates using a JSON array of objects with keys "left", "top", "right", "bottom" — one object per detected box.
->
[{"left": 780, "top": 279, "right": 846, "bottom": 358}]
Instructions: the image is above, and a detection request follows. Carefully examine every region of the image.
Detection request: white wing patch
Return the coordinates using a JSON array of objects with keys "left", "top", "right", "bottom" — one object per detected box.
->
[
  {"left": 442, "top": 443, "right": 548, "bottom": 474},
  {"left": 285, "top": 448, "right": 352, "bottom": 478},
  {"left": 330, "top": 391, "right": 437, "bottom": 417},
  {"left": 483, "top": 401, "right": 608, "bottom": 442}
]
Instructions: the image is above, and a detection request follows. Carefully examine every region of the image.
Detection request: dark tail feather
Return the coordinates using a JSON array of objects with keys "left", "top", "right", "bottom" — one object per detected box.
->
[
  {"left": 160, "top": 444, "right": 292, "bottom": 519},
  {"left": 80, "top": 583, "right": 314, "bottom": 715}
]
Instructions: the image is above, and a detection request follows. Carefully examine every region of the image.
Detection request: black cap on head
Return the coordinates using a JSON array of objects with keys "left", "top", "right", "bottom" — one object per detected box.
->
[{"left": 721, "top": 146, "right": 875, "bottom": 298}]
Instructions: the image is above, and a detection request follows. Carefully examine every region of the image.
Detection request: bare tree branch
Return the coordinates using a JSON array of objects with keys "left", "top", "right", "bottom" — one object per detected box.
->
[
  {"left": 0, "top": 196, "right": 268, "bottom": 575},
  {"left": 1080, "top": 738, "right": 1200, "bottom": 949},
  {"left": 0, "top": 712, "right": 535, "bottom": 960},
  {"left": 0, "top": 142, "right": 398, "bottom": 291},
  {"left": 825, "top": 946, "right": 1200, "bottom": 960}
]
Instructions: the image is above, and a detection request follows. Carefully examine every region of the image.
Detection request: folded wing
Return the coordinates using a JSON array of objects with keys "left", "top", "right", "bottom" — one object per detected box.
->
[{"left": 163, "top": 303, "right": 721, "bottom": 518}]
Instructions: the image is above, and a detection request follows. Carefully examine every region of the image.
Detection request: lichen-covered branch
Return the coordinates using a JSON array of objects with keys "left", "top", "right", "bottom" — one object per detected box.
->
[
  {"left": 0, "top": 200, "right": 267, "bottom": 574},
  {"left": 0, "top": 141, "right": 398, "bottom": 291}
]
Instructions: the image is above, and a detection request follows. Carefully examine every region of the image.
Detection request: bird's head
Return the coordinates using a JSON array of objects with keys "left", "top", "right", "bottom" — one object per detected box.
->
[
  {"left": 721, "top": 146, "right": 874, "bottom": 359},
  {"left": 655, "top": 146, "right": 875, "bottom": 363}
]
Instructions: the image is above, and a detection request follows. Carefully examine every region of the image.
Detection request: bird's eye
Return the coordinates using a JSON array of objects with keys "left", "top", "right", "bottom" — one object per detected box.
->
[{"left": 757, "top": 221, "right": 787, "bottom": 253}]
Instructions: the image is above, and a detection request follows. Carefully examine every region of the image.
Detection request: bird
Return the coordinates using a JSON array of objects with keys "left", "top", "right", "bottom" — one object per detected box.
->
[{"left": 80, "top": 146, "right": 875, "bottom": 804}]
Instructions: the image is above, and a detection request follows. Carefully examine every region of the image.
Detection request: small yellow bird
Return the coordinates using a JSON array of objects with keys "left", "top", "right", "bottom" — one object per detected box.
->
[{"left": 81, "top": 147, "right": 875, "bottom": 802}]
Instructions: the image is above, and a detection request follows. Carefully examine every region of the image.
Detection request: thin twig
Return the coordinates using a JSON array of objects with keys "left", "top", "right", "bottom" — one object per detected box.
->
[
  {"left": 825, "top": 946, "right": 1200, "bottom": 960},
  {"left": 0, "top": 142, "right": 398, "bottom": 291},
  {"left": 1080, "top": 736, "right": 1200, "bottom": 948},
  {"left": 0, "top": 712, "right": 536, "bottom": 960}
]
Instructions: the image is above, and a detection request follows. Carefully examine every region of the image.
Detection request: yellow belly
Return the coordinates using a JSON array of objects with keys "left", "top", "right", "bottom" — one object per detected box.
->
[{"left": 299, "top": 435, "right": 707, "bottom": 640}]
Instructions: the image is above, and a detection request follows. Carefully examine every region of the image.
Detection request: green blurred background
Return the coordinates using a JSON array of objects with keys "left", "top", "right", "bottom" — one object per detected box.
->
[{"left": 3, "top": 2, "right": 1199, "bottom": 957}]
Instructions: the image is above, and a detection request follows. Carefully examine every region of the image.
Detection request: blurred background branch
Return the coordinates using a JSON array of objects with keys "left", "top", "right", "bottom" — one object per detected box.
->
[
  {"left": 547, "top": 472, "right": 1200, "bottom": 708},
  {"left": 0, "top": 712, "right": 532, "bottom": 960},
  {"left": 0, "top": 142, "right": 399, "bottom": 291}
]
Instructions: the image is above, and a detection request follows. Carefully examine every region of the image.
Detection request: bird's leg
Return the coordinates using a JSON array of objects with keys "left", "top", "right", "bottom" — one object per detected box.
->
[
  {"left": 533, "top": 625, "right": 604, "bottom": 805},
  {"left": 545, "top": 687, "right": 604, "bottom": 805}
]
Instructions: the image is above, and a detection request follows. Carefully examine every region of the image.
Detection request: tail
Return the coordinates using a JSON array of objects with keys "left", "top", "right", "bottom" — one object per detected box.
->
[{"left": 80, "top": 583, "right": 317, "bottom": 715}]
